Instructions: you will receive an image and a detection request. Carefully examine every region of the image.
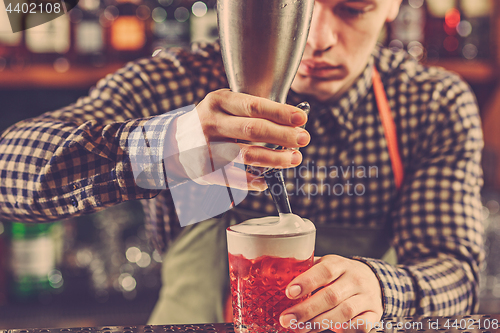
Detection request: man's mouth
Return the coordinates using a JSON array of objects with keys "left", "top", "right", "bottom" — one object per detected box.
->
[{"left": 298, "top": 60, "right": 344, "bottom": 78}]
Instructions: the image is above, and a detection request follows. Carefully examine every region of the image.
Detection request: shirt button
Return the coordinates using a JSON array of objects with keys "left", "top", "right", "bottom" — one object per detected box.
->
[{"left": 71, "top": 198, "right": 78, "bottom": 208}]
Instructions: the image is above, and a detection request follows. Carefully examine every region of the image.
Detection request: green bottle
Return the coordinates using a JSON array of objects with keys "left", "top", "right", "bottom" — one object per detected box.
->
[{"left": 7, "top": 222, "right": 63, "bottom": 301}]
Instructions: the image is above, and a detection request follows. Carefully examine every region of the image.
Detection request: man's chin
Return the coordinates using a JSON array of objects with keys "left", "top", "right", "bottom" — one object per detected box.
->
[{"left": 291, "top": 77, "right": 346, "bottom": 102}]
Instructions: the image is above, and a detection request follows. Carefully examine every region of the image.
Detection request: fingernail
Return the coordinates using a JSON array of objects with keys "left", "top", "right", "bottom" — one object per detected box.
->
[
  {"left": 291, "top": 111, "right": 305, "bottom": 125},
  {"left": 291, "top": 151, "right": 301, "bottom": 165},
  {"left": 297, "top": 131, "right": 309, "bottom": 146},
  {"left": 288, "top": 284, "right": 302, "bottom": 298},
  {"left": 280, "top": 313, "right": 297, "bottom": 328}
]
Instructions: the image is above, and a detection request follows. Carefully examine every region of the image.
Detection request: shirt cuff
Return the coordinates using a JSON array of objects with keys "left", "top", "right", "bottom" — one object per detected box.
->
[
  {"left": 122, "top": 107, "right": 192, "bottom": 195},
  {"left": 351, "top": 256, "right": 416, "bottom": 318},
  {"left": 174, "top": 105, "right": 212, "bottom": 185},
  {"left": 163, "top": 105, "right": 199, "bottom": 186}
]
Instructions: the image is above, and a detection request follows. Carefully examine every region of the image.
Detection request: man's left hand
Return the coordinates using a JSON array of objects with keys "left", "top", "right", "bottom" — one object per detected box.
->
[{"left": 279, "top": 255, "right": 383, "bottom": 333}]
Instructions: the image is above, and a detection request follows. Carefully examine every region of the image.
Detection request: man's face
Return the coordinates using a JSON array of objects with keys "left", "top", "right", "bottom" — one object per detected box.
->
[{"left": 291, "top": 0, "right": 402, "bottom": 102}]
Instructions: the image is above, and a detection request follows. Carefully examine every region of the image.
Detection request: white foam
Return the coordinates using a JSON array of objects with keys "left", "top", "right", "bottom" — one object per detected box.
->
[
  {"left": 227, "top": 214, "right": 316, "bottom": 260},
  {"left": 229, "top": 213, "right": 315, "bottom": 235}
]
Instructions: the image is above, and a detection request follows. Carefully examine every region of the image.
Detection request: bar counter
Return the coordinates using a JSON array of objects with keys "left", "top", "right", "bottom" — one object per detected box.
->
[{"left": 2, "top": 314, "right": 499, "bottom": 333}]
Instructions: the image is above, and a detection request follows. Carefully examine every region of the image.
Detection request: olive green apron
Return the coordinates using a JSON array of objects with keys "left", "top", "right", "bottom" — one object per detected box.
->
[
  {"left": 147, "top": 206, "right": 397, "bottom": 325},
  {"left": 148, "top": 67, "right": 401, "bottom": 324}
]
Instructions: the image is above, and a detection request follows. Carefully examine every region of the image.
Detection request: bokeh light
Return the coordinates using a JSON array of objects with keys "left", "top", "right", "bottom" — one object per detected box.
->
[
  {"left": 136, "top": 5, "right": 151, "bottom": 20},
  {"left": 104, "top": 5, "right": 119, "bottom": 21},
  {"left": 388, "top": 39, "right": 404, "bottom": 52},
  {"left": 119, "top": 273, "right": 137, "bottom": 292},
  {"left": 126, "top": 246, "right": 142, "bottom": 263},
  {"left": 152, "top": 249, "right": 163, "bottom": 263},
  {"left": 48, "top": 269, "right": 64, "bottom": 289},
  {"left": 174, "top": 7, "right": 190, "bottom": 22},
  {"left": 136, "top": 252, "right": 151, "bottom": 268},
  {"left": 487, "top": 200, "right": 500, "bottom": 215},
  {"left": 54, "top": 57, "right": 70, "bottom": 73},
  {"left": 158, "top": 0, "right": 173, "bottom": 6},
  {"left": 445, "top": 8, "right": 460, "bottom": 28},
  {"left": 408, "top": 41, "right": 424, "bottom": 61},
  {"left": 462, "top": 44, "right": 478, "bottom": 60},
  {"left": 408, "top": 0, "right": 424, "bottom": 9},
  {"left": 152, "top": 7, "right": 167, "bottom": 22},
  {"left": 192, "top": 1, "right": 207, "bottom": 17},
  {"left": 456, "top": 20, "right": 472, "bottom": 37}
]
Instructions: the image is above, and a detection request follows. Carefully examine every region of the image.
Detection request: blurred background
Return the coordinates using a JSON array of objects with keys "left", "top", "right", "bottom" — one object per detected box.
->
[{"left": 1, "top": 0, "right": 500, "bottom": 329}]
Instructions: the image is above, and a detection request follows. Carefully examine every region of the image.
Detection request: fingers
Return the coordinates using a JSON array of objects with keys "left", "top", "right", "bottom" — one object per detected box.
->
[
  {"left": 198, "top": 90, "right": 310, "bottom": 149},
  {"left": 281, "top": 275, "right": 357, "bottom": 327},
  {"left": 207, "top": 89, "right": 308, "bottom": 127},
  {"left": 278, "top": 257, "right": 384, "bottom": 333},
  {"left": 234, "top": 143, "right": 303, "bottom": 169},
  {"left": 285, "top": 256, "right": 344, "bottom": 299},
  {"left": 216, "top": 113, "right": 310, "bottom": 148}
]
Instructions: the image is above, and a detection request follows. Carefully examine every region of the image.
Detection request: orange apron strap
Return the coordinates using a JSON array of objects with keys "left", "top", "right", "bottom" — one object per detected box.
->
[{"left": 372, "top": 67, "right": 404, "bottom": 190}]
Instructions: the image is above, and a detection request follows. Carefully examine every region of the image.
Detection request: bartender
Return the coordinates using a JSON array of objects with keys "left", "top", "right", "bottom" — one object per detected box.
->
[{"left": 0, "top": 0, "right": 484, "bottom": 332}]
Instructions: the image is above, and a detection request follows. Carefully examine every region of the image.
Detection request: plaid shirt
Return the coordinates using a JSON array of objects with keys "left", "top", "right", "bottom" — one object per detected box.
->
[{"left": 0, "top": 42, "right": 484, "bottom": 319}]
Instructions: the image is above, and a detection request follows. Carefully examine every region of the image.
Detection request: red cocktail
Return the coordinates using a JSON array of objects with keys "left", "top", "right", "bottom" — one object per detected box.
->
[
  {"left": 229, "top": 253, "right": 314, "bottom": 333},
  {"left": 226, "top": 214, "right": 316, "bottom": 333}
]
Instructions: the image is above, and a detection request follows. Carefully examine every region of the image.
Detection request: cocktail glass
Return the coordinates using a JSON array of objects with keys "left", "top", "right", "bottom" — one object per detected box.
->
[{"left": 227, "top": 215, "right": 316, "bottom": 333}]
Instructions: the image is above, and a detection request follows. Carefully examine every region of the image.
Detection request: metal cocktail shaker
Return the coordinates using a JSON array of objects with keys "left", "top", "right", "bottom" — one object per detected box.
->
[
  {"left": 217, "top": 0, "right": 314, "bottom": 104},
  {"left": 217, "top": 0, "right": 314, "bottom": 214}
]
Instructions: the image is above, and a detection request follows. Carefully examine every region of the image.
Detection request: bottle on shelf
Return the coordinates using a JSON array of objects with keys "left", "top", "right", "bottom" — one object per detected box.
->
[
  {"left": 151, "top": 0, "right": 191, "bottom": 50},
  {"left": 190, "top": 1, "right": 218, "bottom": 44},
  {"left": 424, "top": 0, "right": 492, "bottom": 61},
  {"left": 70, "top": 0, "right": 107, "bottom": 66},
  {"left": 6, "top": 221, "right": 64, "bottom": 303},
  {"left": 458, "top": 0, "right": 492, "bottom": 60},
  {"left": 0, "top": 1, "right": 25, "bottom": 71},
  {"left": 389, "top": 0, "right": 426, "bottom": 61},
  {"left": 424, "top": 0, "right": 457, "bottom": 61},
  {"left": 23, "top": 9, "right": 72, "bottom": 71},
  {"left": 105, "top": 0, "right": 152, "bottom": 61}
]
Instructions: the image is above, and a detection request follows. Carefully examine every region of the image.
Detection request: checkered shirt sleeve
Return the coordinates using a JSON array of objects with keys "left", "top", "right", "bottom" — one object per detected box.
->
[
  {"left": 0, "top": 43, "right": 226, "bottom": 225},
  {"left": 353, "top": 67, "right": 484, "bottom": 317}
]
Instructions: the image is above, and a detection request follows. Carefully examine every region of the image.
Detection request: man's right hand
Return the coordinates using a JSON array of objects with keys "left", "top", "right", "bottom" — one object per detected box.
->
[{"left": 173, "top": 89, "right": 311, "bottom": 191}]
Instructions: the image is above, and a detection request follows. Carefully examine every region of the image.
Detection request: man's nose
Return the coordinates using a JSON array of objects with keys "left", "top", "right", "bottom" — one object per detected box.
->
[{"left": 307, "top": 6, "right": 338, "bottom": 53}]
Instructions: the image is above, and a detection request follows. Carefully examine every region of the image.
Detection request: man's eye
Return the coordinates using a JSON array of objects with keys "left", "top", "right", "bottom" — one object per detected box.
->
[
  {"left": 344, "top": 6, "right": 365, "bottom": 17},
  {"left": 339, "top": 5, "right": 367, "bottom": 17}
]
